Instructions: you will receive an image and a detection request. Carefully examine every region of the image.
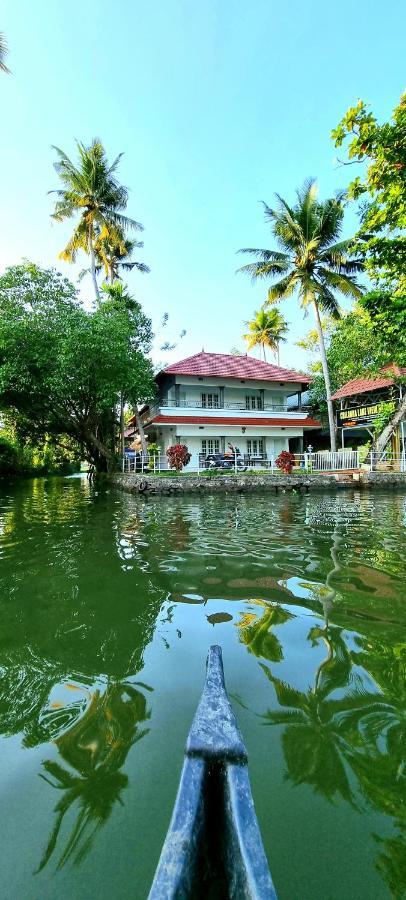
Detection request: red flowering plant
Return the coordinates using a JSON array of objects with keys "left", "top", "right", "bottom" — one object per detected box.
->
[
  {"left": 166, "top": 444, "right": 191, "bottom": 471},
  {"left": 275, "top": 450, "right": 296, "bottom": 475}
]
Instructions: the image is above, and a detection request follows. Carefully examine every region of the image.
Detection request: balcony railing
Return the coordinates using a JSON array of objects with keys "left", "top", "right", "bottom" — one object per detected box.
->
[{"left": 140, "top": 400, "right": 308, "bottom": 423}]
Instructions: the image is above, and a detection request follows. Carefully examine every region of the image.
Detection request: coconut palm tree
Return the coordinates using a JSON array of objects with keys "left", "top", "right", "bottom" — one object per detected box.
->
[
  {"left": 238, "top": 180, "right": 364, "bottom": 451},
  {"left": 243, "top": 307, "right": 288, "bottom": 364},
  {"left": 95, "top": 225, "right": 150, "bottom": 284},
  {"left": 0, "top": 32, "right": 10, "bottom": 73},
  {"left": 50, "top": 139, "right": 143, "bottom": 300}
]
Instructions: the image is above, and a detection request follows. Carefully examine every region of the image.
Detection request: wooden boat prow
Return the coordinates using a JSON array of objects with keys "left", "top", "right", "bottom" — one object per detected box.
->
[{"left": 148, "top": 645, "right": 277, "bottom": 899}]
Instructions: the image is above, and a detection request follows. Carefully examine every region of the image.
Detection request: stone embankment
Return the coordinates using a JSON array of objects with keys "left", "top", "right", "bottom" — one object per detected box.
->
[{"left": 112, "top": 471, "right": 406, "bottom": 496}]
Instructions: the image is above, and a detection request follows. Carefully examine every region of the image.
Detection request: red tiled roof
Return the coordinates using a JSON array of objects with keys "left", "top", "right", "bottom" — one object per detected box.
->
[
  {"left": 147, "top": 415, "right": 320, "bottom": 428},
  {"left": 159, "top": 352, "right": 309, "bottom": 384},
  {"left": 331, "top": 366, "right": 406, "bottom": 401}
]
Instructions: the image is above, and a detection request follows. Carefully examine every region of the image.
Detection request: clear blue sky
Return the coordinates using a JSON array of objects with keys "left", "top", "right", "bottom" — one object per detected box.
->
[{"left": 1, "top": 0, "right": 405, "bottom": 370}]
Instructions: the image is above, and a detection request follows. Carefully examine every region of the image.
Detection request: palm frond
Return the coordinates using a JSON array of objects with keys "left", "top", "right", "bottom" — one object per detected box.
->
[
  {"left": 318, "top": 267, "right": 363, "bottom": 300},
  {"left": 0, "top": 32, "right": 11, "bottom": 74},
  {"left": 319, "top": 241, "right": 364, "bottom": 273},
  {"left": 237, "top": 260, "right": 290, "bottom": 279},
  {"left": 315, "top": 283, "right": 341, "bottom": 318},
  {"left": 266, "top": 272, "right": 298, "bottom": 302},
  {"left": 238, "top": 248, "right": 289, "bottom": 262}
]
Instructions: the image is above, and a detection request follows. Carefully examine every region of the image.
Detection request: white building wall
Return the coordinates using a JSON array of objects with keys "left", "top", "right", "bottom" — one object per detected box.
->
[{"left": 164, "top": 376, "right": 300, "bottom": 409}]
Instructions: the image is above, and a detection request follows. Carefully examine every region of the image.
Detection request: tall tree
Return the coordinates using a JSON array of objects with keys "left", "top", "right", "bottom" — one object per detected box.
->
[
  {"left": 0, "top": 32, "right": 10, "bottom": 73},
  {"left": 333, "top": 96, "right": 406, "bottom": 458},
  {"left": 243, "top": 307, "right": 288, "bottom": 364},
  {"left": 238, "top": 180, "right": 364, "bottom": 451},
  {"left": 333, "top": 93, "right": 406, "bottom": 294},
  {"left": 0, "top": 264, "right": 154, "bottom": 471},
  {"left": 50, "top": 139, "right": 143, "bottom": 301}
]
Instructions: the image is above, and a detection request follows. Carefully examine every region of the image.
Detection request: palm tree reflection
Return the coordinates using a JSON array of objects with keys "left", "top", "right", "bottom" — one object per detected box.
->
[
  {"left": 261, "top": 624, "right": 376, "bottom": 805},
  {"left": 36, "top": 681, "right": 151, "bottom": 872},
  {"left": 238, "top": 601, "right": 294, "bottom": 663}
]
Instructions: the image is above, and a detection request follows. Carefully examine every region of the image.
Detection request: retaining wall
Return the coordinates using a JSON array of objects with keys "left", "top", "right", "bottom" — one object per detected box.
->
[{"left": 111, "top": 471, "right": 406, "bottom": 496}]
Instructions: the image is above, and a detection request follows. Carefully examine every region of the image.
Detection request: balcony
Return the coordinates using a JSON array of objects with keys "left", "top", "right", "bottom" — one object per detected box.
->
[{"left": 140, "top": 399, "right": 309, "bottom": 425}]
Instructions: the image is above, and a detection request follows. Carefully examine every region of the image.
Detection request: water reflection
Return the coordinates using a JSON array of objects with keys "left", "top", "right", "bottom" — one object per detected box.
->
[
  {"left": 238, "top": 601, "right": 294, "bottom": 662},
  {"left": 1, "top": 480, "right": 406, "bottom": 897},
  {"left": 36, "top": 680, "right": 151, "bottom": 872},
  {"left": 262, "top": 625, "right": 367, "bottom": 805}
]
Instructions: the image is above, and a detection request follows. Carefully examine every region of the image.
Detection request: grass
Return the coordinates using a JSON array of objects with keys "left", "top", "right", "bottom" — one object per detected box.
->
[{"left": 124, "top": 467, "right": 315, "bottom": 478}]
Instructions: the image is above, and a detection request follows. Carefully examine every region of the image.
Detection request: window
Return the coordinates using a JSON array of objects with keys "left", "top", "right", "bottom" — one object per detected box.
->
[
  {"left": 202, "top": 439, "right": 220, "bottom": 455},
  {"left": 203, "top": 393, "right": 219, "bottom": 408},
  {"left": 247, "top": 439, "right": 264, "bottom": 456},
  {"left": 245, "top": 394, "right": 263, "bottom": 410}
]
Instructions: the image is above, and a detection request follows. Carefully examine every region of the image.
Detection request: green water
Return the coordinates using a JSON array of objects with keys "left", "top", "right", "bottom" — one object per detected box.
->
[{"left": 0, "top": 476, "right": 405, "bottom": 900}]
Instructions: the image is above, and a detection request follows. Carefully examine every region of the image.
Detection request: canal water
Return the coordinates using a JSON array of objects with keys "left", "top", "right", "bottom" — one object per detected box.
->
[{"left": 0, "top": 476, "right": 405, "bottom": 900}]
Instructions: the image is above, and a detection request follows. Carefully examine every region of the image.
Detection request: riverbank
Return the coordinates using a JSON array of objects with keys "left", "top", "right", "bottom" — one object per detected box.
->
[{"left": 112, "top": 471, "right": 406, "bottom": 495}]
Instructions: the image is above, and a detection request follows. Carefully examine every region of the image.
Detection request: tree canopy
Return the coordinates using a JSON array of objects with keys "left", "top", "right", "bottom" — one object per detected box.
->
[
  {"left": 333, "top": 93, "right": 406, "bottom": 293},
  {"left": 0, "top": 264, "right": 154, "bottom": 470},
  {"left": 304, "top": 305, "right": 386, "bottom": 418}
]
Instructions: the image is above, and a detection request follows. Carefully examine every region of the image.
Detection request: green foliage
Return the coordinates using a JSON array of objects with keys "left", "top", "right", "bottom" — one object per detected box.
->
[
  {"left": 360, "top": 290, "right": 406, "bottom": 366},
  {"left": 0, "top": 264, "right": 154, "bottom": 472},
  {"left": 0, "top": 435, "right": 20, "bottom": 474},
  {"left": 147, "top": 442, "right": 160, "bottom": 458},
  {"left": 307, "top": 305, "right": 385, "bottom": 416},
  {"left": 333, "top": 93, "right": 406, "bottom": 292},
  {"left": 372, "top": 402, "right": 397, "bottom": 438},
  {"left": 0, "top": 431, "right": 79, "bottom": 477}
]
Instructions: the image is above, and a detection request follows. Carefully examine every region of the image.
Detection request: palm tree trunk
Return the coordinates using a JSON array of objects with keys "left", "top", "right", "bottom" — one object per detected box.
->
[
  {"left": 88, "top": 229, "right": 100, "bottom": 301},
  {"left": 263, "top": 344, "right": 267, "bottom": 362},
  {"left": 277, "top": 343, "right": 280, "bottom": 366},
  {"left": 312, "top": 300, "right": 337, "bottom": 452},
  {"left": 134, "top": 407, "right": 148, "bottom": 455}
]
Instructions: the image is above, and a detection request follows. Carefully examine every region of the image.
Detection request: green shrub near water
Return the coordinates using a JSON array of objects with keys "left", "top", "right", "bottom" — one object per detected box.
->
[{"left": 0, "top": 432, "right": 80, "bottom": 477}]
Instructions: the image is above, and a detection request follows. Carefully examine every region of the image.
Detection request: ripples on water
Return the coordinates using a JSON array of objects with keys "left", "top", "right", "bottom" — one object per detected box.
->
[{"left": 0, "top": 476, "right": 405, "bottom": 899}]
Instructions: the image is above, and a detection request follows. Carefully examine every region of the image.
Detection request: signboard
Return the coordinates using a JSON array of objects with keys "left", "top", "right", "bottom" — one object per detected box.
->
[{"left": 338, "top": 401, "right": 395, "bottom": 428}]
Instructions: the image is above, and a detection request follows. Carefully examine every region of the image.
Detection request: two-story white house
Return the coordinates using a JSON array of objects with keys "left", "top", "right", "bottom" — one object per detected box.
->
[{"left": 132, "top": 352, "right": 320, "bottom": 464}]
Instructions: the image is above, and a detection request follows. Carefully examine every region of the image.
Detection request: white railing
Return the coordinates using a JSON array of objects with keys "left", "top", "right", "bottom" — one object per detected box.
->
[
  {"left": 308, "top": 450, "right": 360, "bottom": 471},
  {"left": 366, "top": 451, "right": 406, "bottom": 472},
  {"left": 121, "top": 448, "right": 371, "bottom": 475}
]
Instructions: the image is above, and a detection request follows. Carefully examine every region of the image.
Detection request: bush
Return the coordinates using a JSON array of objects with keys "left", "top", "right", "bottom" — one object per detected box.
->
[
  {"left": 166, "top": 444, "right": 191, "bottom": 471},
  {"left": 0, "top": 435, "right": 21, "bottom": 475},
  {"left": 275, "top": 450, "right": 296, "bottom": 474}
]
